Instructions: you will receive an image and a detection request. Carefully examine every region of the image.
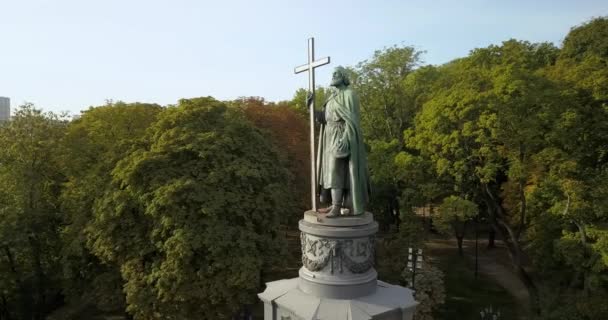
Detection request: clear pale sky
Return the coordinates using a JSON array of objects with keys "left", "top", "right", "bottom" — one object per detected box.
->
[{"left": 0, "top": 0, "right": 606, "bottom": 114}]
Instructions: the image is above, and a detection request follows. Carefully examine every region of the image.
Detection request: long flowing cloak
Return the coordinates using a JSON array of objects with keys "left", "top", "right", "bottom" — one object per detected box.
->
[{"left": 316, "top": 87, "right": 370, "bottom": 215}]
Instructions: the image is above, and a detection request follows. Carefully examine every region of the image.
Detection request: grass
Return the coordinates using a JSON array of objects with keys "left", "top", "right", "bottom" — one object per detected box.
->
[{"left": 435, "top": 252, "right": 522, "bottom": 320}]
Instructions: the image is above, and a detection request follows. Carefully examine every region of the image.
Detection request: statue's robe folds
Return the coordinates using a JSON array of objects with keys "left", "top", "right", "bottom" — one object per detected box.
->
[{"left": 317, "top": 87, "right": 370, "bottom": 215}]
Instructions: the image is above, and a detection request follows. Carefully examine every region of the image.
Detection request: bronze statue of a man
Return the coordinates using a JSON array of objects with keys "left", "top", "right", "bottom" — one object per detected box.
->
[{"left": 315, "top": 66, "right": 370, "bottom": 217}]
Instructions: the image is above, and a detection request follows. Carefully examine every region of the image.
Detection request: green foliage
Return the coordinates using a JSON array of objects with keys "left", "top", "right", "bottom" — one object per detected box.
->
[
  {"left": 547, "top": 18, "right": 608, "bottom": 122},
  {"left": 59, "top": 101, "right": 163, "bottom": 315},
  {"left": 379, "top": 209, "right": 427, "bottom": 280},
  {"left": 287, "top": 87, "right": 330, "bottom": 115},
  {"left": 561, "top": 17, "right": 608, "bottom": 62},
  {"left": 435, "top": 196, "right": 478, "bottom": 235},
  {"left": 408, "top": 40, "right": 562, "bottom": 187},
  {"left": 404, "top": 39, "right": 577, "bottom": 312},
  {"left": 0, "top": 104, "right": 67, "bottom": 319},
  {"left": 353, "top": 45, "right": 423, "bottom": 142},
  {"left": 352, "top": 45, "right": 435, "bottom": 231},
  {"left": 526, "top": 172, "right": 608, "bottom": 319},
  {"left": 402, "top": 264, "right": 445, "bottom": 320},
  {"left": 365, "top": 139, "right": 402, "bottom": 229},
  {"left": 85, "top": 97, "right": 288, "bottom": 319},
  {"left": 519, "top": 18, "right": 608, "bottom": 318}
]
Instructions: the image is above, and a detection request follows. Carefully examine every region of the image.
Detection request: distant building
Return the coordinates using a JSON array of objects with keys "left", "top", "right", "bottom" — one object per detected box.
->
[{"left": 0, "top": 97, "right": 9, "bottom": 121}]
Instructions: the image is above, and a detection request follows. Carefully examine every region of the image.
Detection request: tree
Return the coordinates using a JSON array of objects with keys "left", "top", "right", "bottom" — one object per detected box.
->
[
  {"left": 524, "top": 148, "right": 608, "bottom": 319},
  {"left": 560, "top": 17, "right": 608, "bottom": 62},
  {"left": 286, "top": 87, "right": 331, "bottom": 116},
  {"left": 350, "top": 45, "right": 432, "bottom": 229},
  {"left": 522, "top": 17, "right": 608, "bottom": 318},
  {"left": 353, "top": 45, "right": 423, "bottom": 143},
  {"left": 57, "top": 101, "right": 163, "bottom": 317},
  {"left": 238, "top": 97, "right": 310, "bottom": 225},
  {"left": 0, "top": 104, "right": 67, "bottom": 319},
  {"left": 407, "top": 40, "right": 565, "bottom": 313},
  {"left": 85, "top": 97, "right": 288, "bottom": 319},
  {"left": 552, "top": 17, "right": 608, "bottom": 103},
  {"left": 435, "top": 196, "right": 478, "bottom": 256}
]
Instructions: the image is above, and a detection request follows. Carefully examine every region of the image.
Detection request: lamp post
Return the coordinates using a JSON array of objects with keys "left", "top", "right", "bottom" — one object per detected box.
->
[
  {"left": 407, "top": 248, "right": 423, "bottom": 288},
  {"left": 475, "top": 215, "right": 479, "bottom": 279}
]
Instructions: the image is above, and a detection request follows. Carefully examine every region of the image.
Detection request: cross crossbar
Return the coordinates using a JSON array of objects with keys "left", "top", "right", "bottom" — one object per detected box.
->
[{"left": 294, "top": 56, "right": 330, "bottom": 74}]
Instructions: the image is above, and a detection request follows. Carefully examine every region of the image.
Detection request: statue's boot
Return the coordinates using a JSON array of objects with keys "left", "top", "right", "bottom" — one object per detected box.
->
[
  {"left": 342, "top": 191, "right": 353, "bottom": 215},
  {"left": 341, "top": 207, "right": 354, "bottom": 216},
  {"left": 325, "top": 188, "right": 344, "bottom": 218},
  {"left": 325, "top": 205, "right": 341, "bottom": 218}
]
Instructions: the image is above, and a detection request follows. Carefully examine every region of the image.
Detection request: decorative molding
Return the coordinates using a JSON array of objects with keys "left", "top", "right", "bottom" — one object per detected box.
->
[{"left": 300, "top": 233, "right": 375, "bottom": 274}]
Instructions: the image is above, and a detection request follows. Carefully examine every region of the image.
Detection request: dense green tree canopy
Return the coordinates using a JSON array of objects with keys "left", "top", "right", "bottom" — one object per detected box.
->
[
  {"left": 561, "top": 17, "right": 608, "bottom": 61},
  {"left": 86, "top": 97, "right": 288, "bottom": 319},
  {"left": 58, "top": 101, "right": 163, "bottom": 317},
  {"left": 0, "top": 105, "right": 67, "bottom": 319}
]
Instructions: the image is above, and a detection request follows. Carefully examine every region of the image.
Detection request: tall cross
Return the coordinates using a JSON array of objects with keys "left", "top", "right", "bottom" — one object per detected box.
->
[{"left": 294, "top": 37, "right": 330, "bottom": 212}]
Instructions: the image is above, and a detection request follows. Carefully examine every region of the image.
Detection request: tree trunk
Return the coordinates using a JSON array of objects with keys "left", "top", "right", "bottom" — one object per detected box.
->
[
  {"left": 487, "top": 228, "right": 496, "bottom": 249},
  {"left": 29, "top": 237, "right": 46, "bottom": 320},
  {"left": 454, "top": 222, "right": 466, "bottom": 256},
  {"left": 393, "top": 195, "right": 401, "bottom": 227},
  {"left": 3, "top": 247, "right": 18, "bottom": 276},
  {"left": 456, "top": 236, "right": 464, "bottom": 256},
  {"left": 515, "top": 144, "right": 527, "bottom": 241},
  {"left": 3, "top": 247, "right": 27, "bottom": 320},
  {"left": 482, "top": 183, "right": 540, "bottom": 314},
  {"left": 0, "top": 294, "right": 10, "bottom": 320},
  {"left": 574, "top": 220, "right": 590, "bottom": 297},
  {"left": 516, "top": 177, "right": 526, "bottom": 240}
]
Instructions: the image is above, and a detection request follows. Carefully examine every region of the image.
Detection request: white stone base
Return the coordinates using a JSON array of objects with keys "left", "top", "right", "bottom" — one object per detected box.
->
[{"left": 258, "top": 278, "right": 417, "bottom": 320}]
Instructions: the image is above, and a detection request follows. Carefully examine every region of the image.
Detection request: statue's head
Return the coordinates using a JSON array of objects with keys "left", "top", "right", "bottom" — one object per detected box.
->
[{"left": 330, "top": 66, "right": 350, "bottom": 87}]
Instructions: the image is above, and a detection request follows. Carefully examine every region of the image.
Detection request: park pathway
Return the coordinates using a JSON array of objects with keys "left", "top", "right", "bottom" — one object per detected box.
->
[{"left": 426, "top": 238, "right": 531, "bottom": 312}]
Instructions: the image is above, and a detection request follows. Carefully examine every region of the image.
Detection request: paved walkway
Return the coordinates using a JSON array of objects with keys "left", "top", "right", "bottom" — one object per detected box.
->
[{"left": 426, "top": 238, "right": 530, "bottom": 312}]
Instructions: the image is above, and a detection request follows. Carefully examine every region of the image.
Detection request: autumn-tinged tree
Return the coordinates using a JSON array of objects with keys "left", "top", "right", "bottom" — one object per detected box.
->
[{"left": 237, "top": 97, "right": 310, "bottom": 224}]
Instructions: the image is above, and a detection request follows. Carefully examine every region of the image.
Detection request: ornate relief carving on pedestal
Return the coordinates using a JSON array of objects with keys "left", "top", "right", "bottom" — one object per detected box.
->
[{"left": 300, "top": 232, "right": 375, "bottom": 274}]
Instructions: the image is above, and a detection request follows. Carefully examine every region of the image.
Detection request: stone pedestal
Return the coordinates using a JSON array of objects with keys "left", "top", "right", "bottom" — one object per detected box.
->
[{"left": 259, "top": 211, "right": 417, "bottom": 320}]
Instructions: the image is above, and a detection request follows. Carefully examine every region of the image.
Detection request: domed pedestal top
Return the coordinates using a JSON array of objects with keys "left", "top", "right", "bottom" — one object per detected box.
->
[{"left": 258, "top": 278, "right": 418, "bottom": 320}]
